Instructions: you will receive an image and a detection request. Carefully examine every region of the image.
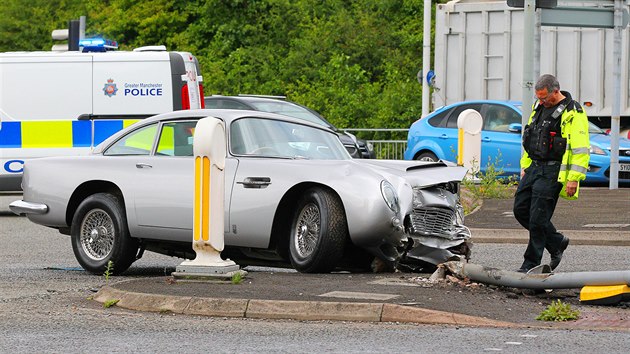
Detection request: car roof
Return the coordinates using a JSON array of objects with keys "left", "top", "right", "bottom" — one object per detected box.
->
[
  {"left": 205, "top": 95, "right": 287, "bottom": 103},
  {"left": 432, "top": 100, "right": 522, "bottom": 114},
  {"left": 93, "top": 109, "right": 337, "bottom": 153},
  {"left": 204, "top": 95, "right": 336, "bottom": 129}
]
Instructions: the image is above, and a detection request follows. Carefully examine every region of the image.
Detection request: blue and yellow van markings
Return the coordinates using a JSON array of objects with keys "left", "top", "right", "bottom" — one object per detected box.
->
[{"left": 0, "top": 119, "right": 140, "bottom": 148}]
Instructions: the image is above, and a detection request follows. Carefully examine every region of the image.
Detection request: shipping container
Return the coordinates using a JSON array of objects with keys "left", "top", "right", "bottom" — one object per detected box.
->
[{"left": 433, "top": 0, "right": 630, "bottom": 129}]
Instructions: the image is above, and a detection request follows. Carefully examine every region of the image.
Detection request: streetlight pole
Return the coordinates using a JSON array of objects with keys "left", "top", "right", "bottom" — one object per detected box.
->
[{"left": 422, "top": 0, "right": 431, "bottom": 118}]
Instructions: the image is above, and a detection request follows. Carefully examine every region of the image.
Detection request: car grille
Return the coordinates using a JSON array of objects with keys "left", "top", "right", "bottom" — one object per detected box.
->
[{"left": 409, "top": 207, "right": 456, "bottom": 238}]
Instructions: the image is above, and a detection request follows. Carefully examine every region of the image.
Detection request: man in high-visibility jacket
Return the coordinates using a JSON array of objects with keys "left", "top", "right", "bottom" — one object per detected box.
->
[{"left": 513, "top": 74, "right": 590, "bottom": 273}]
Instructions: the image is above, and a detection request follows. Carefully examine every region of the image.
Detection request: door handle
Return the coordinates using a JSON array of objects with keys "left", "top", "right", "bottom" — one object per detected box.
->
[
  {"left": 136, "top": 163, "right": 153, "bottom": 169},
  {"left": 237, "top": 177, "right": 271, "bottom": 189},
  {"left": 440, "top": 134, "right": 448, "bottom": 139}
]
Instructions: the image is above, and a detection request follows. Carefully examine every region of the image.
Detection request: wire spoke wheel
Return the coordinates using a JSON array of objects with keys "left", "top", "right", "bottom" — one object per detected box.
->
[
  {"left": 80, "top": 208, "right": 115, "bottom": 261},
  {"left": 71, "top": 193, "right": 138, "bottom": 274},
  {"left": 289, "top": 187, "right": 347, "bottom": 273},
  {"left": 294, "top": 203, "right": 320, "bottom": 258}
]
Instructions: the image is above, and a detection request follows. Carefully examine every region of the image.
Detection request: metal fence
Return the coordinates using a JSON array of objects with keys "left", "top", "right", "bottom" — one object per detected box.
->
[{"left": 344, "top": 128, "right": 409, "bottom": 160}]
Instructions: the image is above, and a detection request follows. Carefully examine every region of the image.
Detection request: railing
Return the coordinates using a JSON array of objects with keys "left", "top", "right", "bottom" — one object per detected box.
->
[{"left": 344, "top": 128, "right": 409, "bottom": 160}]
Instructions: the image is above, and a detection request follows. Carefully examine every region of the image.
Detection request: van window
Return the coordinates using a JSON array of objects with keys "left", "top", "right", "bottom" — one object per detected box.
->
[{"left": 104, "top": 124, "right": 157, "bottom": 156}]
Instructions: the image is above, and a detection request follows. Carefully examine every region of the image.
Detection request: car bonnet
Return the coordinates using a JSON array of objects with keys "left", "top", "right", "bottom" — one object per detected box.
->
[{"left": 355, "top": 159, "right": 468, "bottom": 187}]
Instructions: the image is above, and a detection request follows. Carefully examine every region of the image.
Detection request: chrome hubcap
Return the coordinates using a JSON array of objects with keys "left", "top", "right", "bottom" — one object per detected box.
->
[
  {"left": 80, "top": 209, "right": 114, "bottom": 261},
  {"left": 294, "top": 203, "right": 320, "bottom": 258}
]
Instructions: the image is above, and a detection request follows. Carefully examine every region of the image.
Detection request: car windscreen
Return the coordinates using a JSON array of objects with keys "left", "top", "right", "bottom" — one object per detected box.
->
[{"left": 230, "top": 117, "right": 350, "bottom": 160}]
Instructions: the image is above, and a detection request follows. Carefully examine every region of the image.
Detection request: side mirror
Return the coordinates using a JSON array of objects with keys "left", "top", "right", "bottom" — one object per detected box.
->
[{"left": 508, "top": 123, "right": 522, "bottom": 133}]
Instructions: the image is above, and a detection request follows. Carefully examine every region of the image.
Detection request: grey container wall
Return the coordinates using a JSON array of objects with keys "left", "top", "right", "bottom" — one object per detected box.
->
[{"left": 433, "top": 0, "right": 630, "bottom": 123}]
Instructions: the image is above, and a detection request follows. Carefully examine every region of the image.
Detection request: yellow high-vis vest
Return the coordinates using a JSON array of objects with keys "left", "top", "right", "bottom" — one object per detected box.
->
[{"left": 521, "top": 100, "right": 590, "bottom": 200}]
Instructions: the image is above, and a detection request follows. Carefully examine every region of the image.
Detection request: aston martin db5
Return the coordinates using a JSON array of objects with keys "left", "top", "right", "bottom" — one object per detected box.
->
[{"left": 11, "top": 109, "right": 471, "bottom": 274}]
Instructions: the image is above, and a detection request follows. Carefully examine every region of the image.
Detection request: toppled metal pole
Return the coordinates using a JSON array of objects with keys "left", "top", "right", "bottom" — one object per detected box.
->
[{"left": 443, "top": 261, "right": 630, "bottom": 290}]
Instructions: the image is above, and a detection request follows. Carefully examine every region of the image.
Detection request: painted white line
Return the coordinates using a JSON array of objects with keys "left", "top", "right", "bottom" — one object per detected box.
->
[{"left": 582, "top": 224, "right": 630, "bottom": 228}]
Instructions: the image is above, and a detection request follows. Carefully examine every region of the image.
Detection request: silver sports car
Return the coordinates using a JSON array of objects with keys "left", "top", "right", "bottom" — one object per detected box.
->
[{"left": 10, "top": 109, "right": 471, "bottom": 274}]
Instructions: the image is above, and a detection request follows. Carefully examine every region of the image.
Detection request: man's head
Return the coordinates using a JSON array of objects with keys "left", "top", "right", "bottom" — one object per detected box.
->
[{"left": 535, "top": 74, "right": 563, "bottom": 108}]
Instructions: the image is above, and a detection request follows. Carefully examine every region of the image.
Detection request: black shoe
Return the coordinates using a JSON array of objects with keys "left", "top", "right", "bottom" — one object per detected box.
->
[
  {"left": 516, "top": 268, "right": 529, "bottom": 273},
  {"left": 550, "top": 236, "right": 570, "bottom": 270}
]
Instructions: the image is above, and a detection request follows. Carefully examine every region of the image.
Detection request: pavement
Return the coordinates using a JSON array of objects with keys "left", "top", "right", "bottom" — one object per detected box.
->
[{"left": 94, "top": 187, "right": 630, "bottom": 330}]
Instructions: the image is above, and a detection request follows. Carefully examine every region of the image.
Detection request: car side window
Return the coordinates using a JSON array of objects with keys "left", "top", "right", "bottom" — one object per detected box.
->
[
  {"left": 230, "top": 117, "right": 348, "bottom": 160},
  {"left": 204, "top": 99, "right": 250, "bottom": 110},
  {"left": 427, "top": 108, "right": 451, "bottom": 127},
  {"left": 103, "top": 124, "right": 158, "bottom": 156},
  {"left": 220, "top": 100, "right": 250, "bottom": 110},
  {"left": 483, "top": 105, "right": 521, "bottom": 132},
  {"left": 156, "top": 121, "right": 198, "bottom": 156},
  {"left": 204, "top": 99, "right": 220, "bottom": 109},
  {"left": 446, "top": 104, "right": 482, "bottom": 128}
]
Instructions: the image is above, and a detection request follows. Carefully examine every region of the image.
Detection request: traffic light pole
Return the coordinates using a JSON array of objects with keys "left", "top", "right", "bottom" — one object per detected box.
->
[{"left": 68, "top": 20, "right": 80, "bottom": 51}]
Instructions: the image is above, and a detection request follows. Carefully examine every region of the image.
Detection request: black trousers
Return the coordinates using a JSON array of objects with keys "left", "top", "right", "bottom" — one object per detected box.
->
[{"left": 513, "top": 162, "right": 565, "bottom": 270}]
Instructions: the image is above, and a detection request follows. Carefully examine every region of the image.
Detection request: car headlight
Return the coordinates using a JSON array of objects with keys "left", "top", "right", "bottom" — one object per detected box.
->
[
  {"left": 367, "top": 142, "right": 374, "bottom": 152},
  {"left": 590, "top": 145, "right": 607, "bottom": 155},
  {"left": 380, "top": 180, "right": 400, "bottom": 213}
]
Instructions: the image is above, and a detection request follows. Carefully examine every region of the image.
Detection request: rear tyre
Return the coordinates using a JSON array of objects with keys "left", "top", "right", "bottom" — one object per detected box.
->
[
  {"left": 71, "top": 193, "right": 138, "bottom": 275},
  {"left": 289, "top": 187, "right": 347, "bottom": 273},
  {"left": 415, "top": 151, "right": 438, "bottom": 162}
]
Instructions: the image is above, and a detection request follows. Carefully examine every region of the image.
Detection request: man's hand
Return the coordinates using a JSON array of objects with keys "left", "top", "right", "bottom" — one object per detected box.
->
[
  {"left": 520, "top": 169, "right": 526, "bottom": 179},
  {"left": 566, "top": 181, "right": 578, "bottom": 197}
]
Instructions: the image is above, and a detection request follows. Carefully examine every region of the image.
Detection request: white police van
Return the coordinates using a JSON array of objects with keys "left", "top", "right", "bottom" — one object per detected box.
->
[{"left": 0, "top": 41, "right": 204, "bottom": 193}]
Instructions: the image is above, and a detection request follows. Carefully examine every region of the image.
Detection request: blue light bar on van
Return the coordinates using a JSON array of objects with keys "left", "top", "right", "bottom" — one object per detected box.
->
[{"left": 79, "top": 37, "right": 119, "bottom": 52}]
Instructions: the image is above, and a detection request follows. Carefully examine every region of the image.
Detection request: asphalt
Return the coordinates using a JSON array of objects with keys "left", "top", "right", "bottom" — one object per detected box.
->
[{"left": 95, "top": 187, "right": 630, "bottom": 330}]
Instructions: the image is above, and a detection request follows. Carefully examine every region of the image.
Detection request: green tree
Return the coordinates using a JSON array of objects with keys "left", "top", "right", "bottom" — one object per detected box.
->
[
  {"left": 0, "top": 0, "right": 438, "bottom": 133},
  {"left": 0, "top": 0, "right": 87, "bottom": 51}
]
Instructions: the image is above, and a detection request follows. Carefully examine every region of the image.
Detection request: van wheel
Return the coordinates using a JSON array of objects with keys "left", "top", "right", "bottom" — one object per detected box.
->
[
  {"left": 415, "top": 151, "right": 438, "bottom": 162},
  {"left": 289, "top": 187, "right": 346, "bottom": 273},
  {"left": 71, "top": 193, "right": 138, "bottom": 275}
]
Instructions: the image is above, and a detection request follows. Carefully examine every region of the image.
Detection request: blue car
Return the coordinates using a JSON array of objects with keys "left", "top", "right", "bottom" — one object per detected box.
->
[{"left": 404, "top": 100, "right": 630, "bottom": 184}]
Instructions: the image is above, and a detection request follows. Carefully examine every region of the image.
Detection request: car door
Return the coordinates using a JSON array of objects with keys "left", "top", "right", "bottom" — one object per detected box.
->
[
  {"left": 225, "top": 158, "right": 287, "bottom": 249},
  {"left": 480, "top": 104, "right": 522, "bottom": 177},
  {"left": 223, "top": 117, "right": 299, "bottom": 249},
  {"left": 121, "top": 118, "right": 237, "bottom": 242},
  {"left": 114, "top": 120, "right": 195, "bottom": 241}
]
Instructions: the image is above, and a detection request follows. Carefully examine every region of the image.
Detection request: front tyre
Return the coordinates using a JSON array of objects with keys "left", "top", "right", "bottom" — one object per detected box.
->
[
  {"left": 415, "top": 151, "right": 438, "bottom": 162},
  {"left": 71, "top": 193, "right": 138, "bottom": 275},
  {"left": 289, "top": 187, "right": 347, "bottom": 273}
]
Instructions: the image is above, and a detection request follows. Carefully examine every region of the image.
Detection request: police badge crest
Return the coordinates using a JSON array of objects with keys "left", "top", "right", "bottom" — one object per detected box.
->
[{"left": 102, "top": 79, "right": 118, "bottom": 97}]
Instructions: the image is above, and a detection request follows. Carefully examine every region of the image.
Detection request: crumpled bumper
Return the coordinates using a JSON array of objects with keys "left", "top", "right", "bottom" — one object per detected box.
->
[{"left": 402, "top": 186, "right": 472, "bottom": 266}]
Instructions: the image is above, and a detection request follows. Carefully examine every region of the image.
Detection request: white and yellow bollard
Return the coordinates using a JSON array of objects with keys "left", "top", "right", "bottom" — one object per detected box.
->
[
  {"left": 174, "top": 117, "right": 243, "bottom": 279},
  {"left": 456, "top": 109, "right": 483, "bottom": 180}
]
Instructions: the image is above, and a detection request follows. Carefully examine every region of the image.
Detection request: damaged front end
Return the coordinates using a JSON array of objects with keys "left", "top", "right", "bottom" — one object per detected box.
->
[{"left": 400, "top": 182, "right": 471, "bottom": 271}]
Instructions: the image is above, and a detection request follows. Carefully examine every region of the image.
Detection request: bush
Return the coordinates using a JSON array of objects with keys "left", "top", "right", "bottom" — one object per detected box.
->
[
  {"left": 536, "top": 299, "right": 580, "bottom": 321},
  {"left": 462, "top": 152, "right": 517, "bottom": 200}
]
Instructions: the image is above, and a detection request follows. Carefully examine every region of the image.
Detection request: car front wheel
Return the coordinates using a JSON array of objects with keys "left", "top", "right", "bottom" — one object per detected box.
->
[
  {"left": 289, "top": 187, "right": 347, "bottom": 273},
  {"left": 71, "top": 193, "right": 138, "bottom": 275},
  {"left": 415, "top": 151, "right": 438, "bottom": 162}
]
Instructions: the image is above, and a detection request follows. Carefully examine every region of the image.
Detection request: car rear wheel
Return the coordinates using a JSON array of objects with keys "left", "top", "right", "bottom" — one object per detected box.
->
[
  {"left": 415, "top": 151, "right": 438, "bottom": 162},
  {"left": 71, "top": 193, "right": 138, "bottom": 275},
  {"left": 289, "top": 187, "right": 347, "bottom": 273}
]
